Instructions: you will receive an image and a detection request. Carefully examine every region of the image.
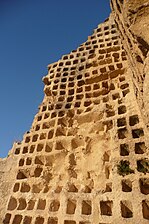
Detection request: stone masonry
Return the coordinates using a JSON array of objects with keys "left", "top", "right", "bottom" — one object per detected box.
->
[{"left": 0, "top": 1, "right": 149, "bottom": 224}]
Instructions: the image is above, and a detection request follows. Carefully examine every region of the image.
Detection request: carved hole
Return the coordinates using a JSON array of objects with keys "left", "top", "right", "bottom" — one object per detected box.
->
[
  {"left": 13, "top": 183, "right": 20, "bottom": 192},
  {"left": 120, "top": 83, "right": 129, "bottom": 90},
  {"left": 135, "top": 142, "right": 146, "bottom": 154},
  {"left": 75, "top": 101, "right": 81, "bottom": 108},
  {"left": 34, "top": 167, "right": 43, "bottom": 177},
  {"left": 23, "top": 216, "right": 32, "bottom": 224},
  {"left": 8, "top": 197, "right": 17, "bottom": 211},
  {"left": 36, "top": 143, "right": 44, "bottom": 152},
  {"left": 103, "top": 151, "right": 110, "bottom": 162},
  {"left": 112, "top": 93, "right": 120, "bottom": 100},
  {"left": 142, "top": 200, "right": 149, "bottom": 220},
  {"left": 3, "top": 213, "right": 11, "bottom": 224},
  {"left": 103, "top": 96, "right": 109, "bottom": 102},
  {"left": 55, "top": 141, "right": 64, "bottom": 150},
  {"left": 37, "top": 115, "right": 42, "bottom": 121},
  {"left": 68, "top": 89, "right": 74, "bottom": 95},
  {"left": 67, "top": 96, "right": 74, "bottom": 102},
  {"left": 51, "top": 112, "right": 57, "bottom": 118},
  {"left": 105, "top": 183, "right": 112, "bottom": 192},
  {"left": 121, "top": 200, "right": 133, "bottom": 218},
  {"left": 19, "top": 158, "right": 24, "bottom": 166},
  {"left": 15, "top": 148, "right": 20, "bottom": 155},
  {"left": 49, "top": 200, "right": 60, "bottom": 212},
  {"left": 40, "top": 133, "right": 47, "bottom": 140},
  {"left": 35, "top": 217, "right": 44, "bottom": 224},
  {"left": 17, "top": 198, "right": 27, "bottom": 210},
  {"left": 55, "top": 186, "right": 62, "bottom": 193},
  {"left": 35, "top": 125, "right": 40, "bottom": 131},
  {"left": 68, "top": 184, "right": 78, "bottom": 193},
  {"left": 129, "top": 115, "right": 139, "bottom": 126},
  {"left": 82, "top": 200, "right": 92, "bottom": 215},
  {"left": 118, "top": 105, "right": 126, "bottom": 114},
  {"left": 76, "top": 94, "right": 83, "bottom": 100},
  {"left": 109, "top": 65, "right": 115, "bottom": 71},
  {"left": 84, "top": 101, "right": 92, "bottom": 107},
  {"left": 122, "top": 179, "right": 132, "bottom": 192},
  {"left": 29, "top": 145, "right": 35, "bottom": 153},
  {"left": 25, "top": 136, "right": 30, "bottom": 143},
  {"left": 65, "top": 103, "right": 71, "bottom": 109},
  {"left": 100, "top": 200, "right": 113, "bottom": 216},
  {"left": 118, "top": 128, "right": 128, "bottom": 139},
  {"left": 83, "top": 185, "right": 92, "bottom": 193},
  {"left": 20, "top": 182, "right": 30, "bottom": 193},
  {"left": 37, "top": 199, "right": 46, "bottom": 210},
  {"left": 27, "top": 200, "right": 35, "bottom": 210},
  {"left": 106, "top": 110, "right": 115, "bottom": 117},
  {"left": 123, "top": 89, "right": 130, "bottom": 97},
  {"left": 23, "top": 147, "right": 28, "bottom": 154},
  {"left": 64, "top": 221, "right": 76, "bottom": 224},
  {"left": 139, "top": 179, "right": 149, "bottom": 195},
  {"left": 48, "top": 217, "right": 58, "bottom": 224},
  {"left": 79, "top": 222, "right": 91, "bottom": 224},
  {"left": 17, "top": 171, "right": 27, "bottom": 180},
  {"left": 26, "top": 157, "right": 32, "bottom": 165},
  {"left": 48, "top": 130, "right": 54, "bottom": 139},
  {"left": 109, "top": 83, "right": 115, "bottom": 90},
  {"left": 12, "top": 215, "right": 22, "bottom": 224},
  {"left": 120, "top": 144, "right": 129, "bottom": 156},
  {"left": 132, "top": 129, "right": 144, "bottom": 138},
  {"left": 35, "top": 156, "right": 44, "bottom": 165},
  {"left": 66, "top": 199, "right": 76, "bottom": 214},
  {"left": 32, "top": 134, "right": 38, "bottom": 142},
  {"left": 45, "top": 142, "right": 53, "bottom": 152},
  {"left": 117, "top": 118, "right": 126, "bottom": 127}
]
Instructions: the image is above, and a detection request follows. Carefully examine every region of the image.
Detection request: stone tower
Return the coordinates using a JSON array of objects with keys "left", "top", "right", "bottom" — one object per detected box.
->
[{"left": 1, "top": 1, "right": 149, "bottom": 223}]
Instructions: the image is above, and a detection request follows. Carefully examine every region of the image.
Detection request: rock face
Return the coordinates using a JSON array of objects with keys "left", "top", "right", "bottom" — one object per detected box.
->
[
  {"left": 0, "top": 148, "right": 18, "bottom": 224},
  {"left": 0, "top": 1, "right": 149, "bottom": 224},
  {"left": 111, "top": 0, "right": 149, "bottom": 126}
]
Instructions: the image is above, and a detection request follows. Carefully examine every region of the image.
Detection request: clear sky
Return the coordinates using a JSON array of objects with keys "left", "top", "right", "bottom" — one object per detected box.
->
[{"left": 0, "top": 0, "right": 111, "bottom": 158}]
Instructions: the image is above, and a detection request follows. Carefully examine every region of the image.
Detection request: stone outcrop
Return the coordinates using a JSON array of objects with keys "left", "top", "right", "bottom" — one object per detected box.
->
[
  {"left": 0, "top": 147, "right": 18, "bottom": 224},
  {"left": 0, "top": 1, "right": 149, "bottom": 223},
  {"left": 111, "top": 0, "right": 149, "bottom": 126}
]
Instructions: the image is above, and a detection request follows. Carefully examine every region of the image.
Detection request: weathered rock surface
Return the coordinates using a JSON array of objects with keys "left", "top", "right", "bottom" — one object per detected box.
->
[
  {"left": 0, "top": 1, "right": 149, "bottom": 223},
  {"left": 111, "top": 0, "right": 149, "bottom": 126},
  {"left": 0, "top": 151, "right": 17, "bottom": 224}
]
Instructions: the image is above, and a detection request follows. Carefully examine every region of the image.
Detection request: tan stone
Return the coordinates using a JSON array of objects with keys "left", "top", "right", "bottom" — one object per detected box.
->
[
  {"left": 0, "top": 1, "right": 149, "bottom": 223},
  {"left": 111, "top": 0, "right": 149, "bottom": 127}
]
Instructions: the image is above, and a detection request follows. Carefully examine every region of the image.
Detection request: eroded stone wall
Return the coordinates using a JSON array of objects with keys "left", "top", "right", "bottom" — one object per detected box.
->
[
  {"left": 1, "top": 14, "right": 149, "bottom": 224},
  {"left": 1, "top": 1, "right": 149, "bottom": 224},
  {"left": 110, "top": 0, "right": 149, "bottom": 127},
  {"left": 0, "top": 147, "right": 18, "bottom": 224}
]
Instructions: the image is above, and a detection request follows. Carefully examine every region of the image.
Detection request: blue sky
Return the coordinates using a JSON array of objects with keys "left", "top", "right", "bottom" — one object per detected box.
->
[{"left": 0, "top": 0, "right": 111, "bottom": 158}]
